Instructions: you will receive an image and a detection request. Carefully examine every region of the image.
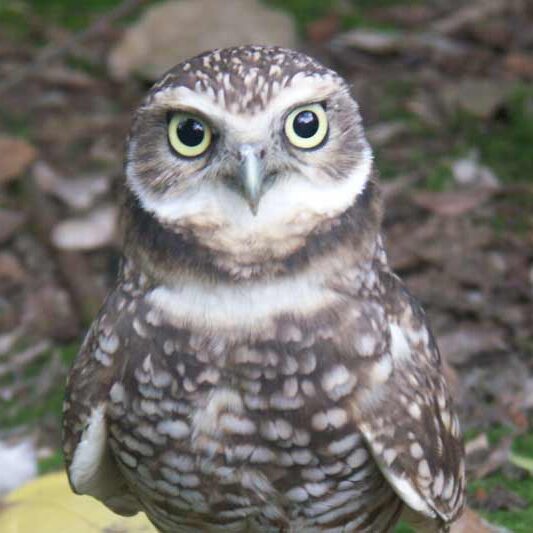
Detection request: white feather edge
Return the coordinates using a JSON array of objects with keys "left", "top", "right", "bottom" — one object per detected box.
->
[
  {"left": 360, "top": 425, "right": 437, "bottom": 520},
  {"left": 69, "top": 404, "right": 129, "bottom": 507}
]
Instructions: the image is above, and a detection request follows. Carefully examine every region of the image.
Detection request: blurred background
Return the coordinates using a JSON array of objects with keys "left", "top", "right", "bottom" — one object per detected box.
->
[{"left": 0, "top": 0, "right": 532, "bottom": 531}]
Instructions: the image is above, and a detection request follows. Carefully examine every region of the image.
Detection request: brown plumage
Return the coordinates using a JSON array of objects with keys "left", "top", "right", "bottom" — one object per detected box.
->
[{"left": 63, "top": 45, "right": 465, "bottom": 532}]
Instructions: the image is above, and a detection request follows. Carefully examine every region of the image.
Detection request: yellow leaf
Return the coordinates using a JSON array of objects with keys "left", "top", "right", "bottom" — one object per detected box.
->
[{"left": 0, "top": 471, "right": 156, "bottom": 533}]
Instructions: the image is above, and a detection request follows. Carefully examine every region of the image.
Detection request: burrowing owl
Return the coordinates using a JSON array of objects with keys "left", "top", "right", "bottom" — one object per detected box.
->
[{"left": 62, "top": 46, "right": 465, "bottom": 532}]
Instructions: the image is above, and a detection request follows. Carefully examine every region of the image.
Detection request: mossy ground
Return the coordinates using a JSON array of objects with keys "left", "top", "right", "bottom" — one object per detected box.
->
[
  {"left": 469, "top": 431, "right": 533, "bottom": 533},
  {"left": 1, "top": 1, "right": 532, "bottom": 532}
]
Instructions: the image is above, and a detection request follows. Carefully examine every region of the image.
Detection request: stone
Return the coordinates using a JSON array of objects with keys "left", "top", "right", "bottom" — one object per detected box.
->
[
  {"left": 108, "top": 0, "right": 297, "bottom": 81},
  {"left": 440, "top": 79, "right": 514, "bottom": 119},
  {"left": 51, "top": 205, "right": 118, "bottom": 250},
  {"left": 451, "top": 150, "right": 500, "bottom": 189}
]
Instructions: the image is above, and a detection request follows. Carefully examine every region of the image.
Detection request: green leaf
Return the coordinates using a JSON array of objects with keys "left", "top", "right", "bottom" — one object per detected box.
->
[{"left": 509, "top": 452, "right": 533, "bottom": 474}]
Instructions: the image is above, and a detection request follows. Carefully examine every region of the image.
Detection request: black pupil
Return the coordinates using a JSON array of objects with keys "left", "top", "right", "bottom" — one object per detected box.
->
[
  {"left": 293, "top": 110, "right": 319, "bottom": 138},
  {"left": 177, "top": 118, "right": 205, "bottom": 147}
]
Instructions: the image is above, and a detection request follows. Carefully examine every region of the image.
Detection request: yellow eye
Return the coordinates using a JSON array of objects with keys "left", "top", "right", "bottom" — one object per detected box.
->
[
  {"left": 284, "top": 103, "right": 328, "bottom": 149},
  {"left": 168, "top": 112, "right": 212, "bottom": 158}
]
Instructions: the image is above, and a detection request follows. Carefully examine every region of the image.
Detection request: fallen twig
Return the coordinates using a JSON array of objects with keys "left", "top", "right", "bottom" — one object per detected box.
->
[
  {"left": 431, "top": 0, "right": 510, "bottom": 35},
  {"left": 474, "top": 436, "right": 514, "bottom": 480},
  {"left": 0, "top": 340, "right": 51, "bottom": 379}
]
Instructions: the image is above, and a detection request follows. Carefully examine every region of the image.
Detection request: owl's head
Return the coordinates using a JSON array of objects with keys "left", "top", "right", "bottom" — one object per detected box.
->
[{"left": 124, "top": 46, "right": 379, "bottom": 279}]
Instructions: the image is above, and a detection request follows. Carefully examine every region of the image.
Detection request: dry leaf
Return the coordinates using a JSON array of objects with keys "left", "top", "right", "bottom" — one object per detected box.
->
[
  {"left": 32, "top": 65, "right": 96, "bottom": 89},
  {"left": 504, "top": 53, "right": 533, "bottom": 80},
  {"left": 370, "top": 5, "right": 435, "bottom": 27},
  {"left": 467, "top": 21, "right": 512, "bottom": 48},
  {"left": 27, "top": 284, "right": 79, "bottom": 340},
  {"left": 367, "top": 121, "right": 409, "bottom": 147},
  {"left": 474, "top": 436, "right": 513, "bottom": 479},
  {"left": 411, "top": 189, "right": 495, "bottom": 217},
  {"left": 483, "top": 485, "right": 528, "bottom": 512},
  {"left": 0, "top": 471, "right": 156, "bottom": 532},
  {"left": 0, "top": 209, "right": 26, "bottom": 243},
  {"left": 332, "top": 29, "right": 401, "bottom": 55},
  {"left": 0, "top": 252, "right": 27, "bottom": 284},
  {"left": 450, "top": 506, "right": 510, "bottom": 533},
  {"left": 306, "top": 13, "right": 340, "bottom": 43},
  {"left": 332, "top": 29, "right": 467, "bottom": 63},
  {"left": 438, "top": 324, "right": 507, "bottom": 365},
  {"left": 431, "top": 0, "right": 509, "bottom": 35},
  {"left": 0, "top": 137, "right": 37, "bottom": 184},
  {"left": 33, "top": 161, "right": 110, "bottom": 210}
]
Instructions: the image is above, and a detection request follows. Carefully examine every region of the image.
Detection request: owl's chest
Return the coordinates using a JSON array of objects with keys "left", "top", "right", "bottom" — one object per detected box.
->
[
  {"left": 105, "top": 331, "right": 398, "bottom": 531},
  {"left": 107, "top": 334, "right": 361, "bottom": 466}
]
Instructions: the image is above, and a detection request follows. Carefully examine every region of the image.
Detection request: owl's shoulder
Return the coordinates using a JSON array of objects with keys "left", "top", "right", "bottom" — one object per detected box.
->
[{"left": 350, "top": 269, "right": 466, "bottom": 527}]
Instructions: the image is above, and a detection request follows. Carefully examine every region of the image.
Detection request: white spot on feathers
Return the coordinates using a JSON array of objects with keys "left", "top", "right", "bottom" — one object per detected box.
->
[
  {"left": 389, "top": 323, "right": 412, "bottom": 363},
  {"left": 156, "top": 419, "right": 190, "bottom": 439},
  {"left": 410, "top": 442, "right": 424, "bottom": 459},
  {"left": 192, "top": 388, "right": 243, "bottom": 438},
  {"left": 408, "top": 402, "right": 422, "bottom": 420}
]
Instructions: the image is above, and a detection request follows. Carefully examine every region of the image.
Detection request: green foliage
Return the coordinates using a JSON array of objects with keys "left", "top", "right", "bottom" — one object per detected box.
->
[
  {"left": 265, "top": 0, "right": 422, "bottom": 32},
  {"left": 394, "top": 521, "right": 414, "bottom": 533},
  {"left": 1, "top": 0, "right": 122, "bottom": 31},
  {"left": 424, "top": 162, "right": 454, "bottom": 191},
  {"left": 39, "top": 450, "right": 65, "bottom": 475},
  {"left": 379, "top": 80, "right": 417, "bottom": 121},
  {"left": 470, "top": 473, "right": 533, "bottom": 533},
  {"left": 454, "top": 87, "right": 533, "bottom": 184},
  {"left": 512, "top": 433, "right": 533, "bottom": 457},
  {"left": 266, "top": 0, "right": 329, "bottom": 30},
  {"left": 0, "top": 343, "right": 78, "bottom": 429},
  {"left": 467, "top": 431, "right": 533, "bottom": 533}
]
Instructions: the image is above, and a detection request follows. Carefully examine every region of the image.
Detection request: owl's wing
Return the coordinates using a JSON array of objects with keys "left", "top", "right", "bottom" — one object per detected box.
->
[
  {"left": 62, "top": 302, "right": 140, "bottom": 516},
  {"left": 352, "top": 273, "right": 465, "bottom": 528}
]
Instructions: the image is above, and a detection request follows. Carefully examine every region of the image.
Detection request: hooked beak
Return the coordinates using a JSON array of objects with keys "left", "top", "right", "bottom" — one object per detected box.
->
[{"left": 238, "top": 144, "right": 265, "bottom": 216}]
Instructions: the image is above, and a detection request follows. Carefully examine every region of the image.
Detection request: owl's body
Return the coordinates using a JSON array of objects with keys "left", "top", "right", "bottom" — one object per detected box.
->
[{"left": 63, "top": 46, "right": 465, "bottom": 532}]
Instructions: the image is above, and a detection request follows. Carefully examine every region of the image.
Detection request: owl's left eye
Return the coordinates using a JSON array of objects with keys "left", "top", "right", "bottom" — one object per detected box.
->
[
  {"left": 284, "top": 103, "right": 328, "bottom": 150},
  {"left": 168, "top": 112, "right": 212, "bottom": 158}
]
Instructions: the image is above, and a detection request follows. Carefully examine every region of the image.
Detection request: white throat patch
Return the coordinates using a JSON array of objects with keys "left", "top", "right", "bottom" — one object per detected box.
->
[{"left": 147, "top": 265, "right": 341, "bottom": 333}]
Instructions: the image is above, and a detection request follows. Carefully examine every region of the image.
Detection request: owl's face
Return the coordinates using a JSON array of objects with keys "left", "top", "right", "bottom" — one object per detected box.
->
[{"left": 125, "top": 46, "right": 373, "bottom": 264}]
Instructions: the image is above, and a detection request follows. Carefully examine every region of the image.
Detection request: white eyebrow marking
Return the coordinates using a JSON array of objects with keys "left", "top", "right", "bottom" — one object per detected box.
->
[{"left": 146, "top": 76, "right": 343, "bottom": 135}]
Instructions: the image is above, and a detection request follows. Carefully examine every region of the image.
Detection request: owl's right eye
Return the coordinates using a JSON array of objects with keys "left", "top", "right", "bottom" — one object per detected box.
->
[{"left": 168, "top": 113, "right": 212, "bottom": 158}]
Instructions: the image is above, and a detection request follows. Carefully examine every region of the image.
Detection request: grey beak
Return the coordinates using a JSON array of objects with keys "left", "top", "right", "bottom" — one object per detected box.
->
[{"left": 239, "top": 144, "right": 265, "bottom": 215}]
